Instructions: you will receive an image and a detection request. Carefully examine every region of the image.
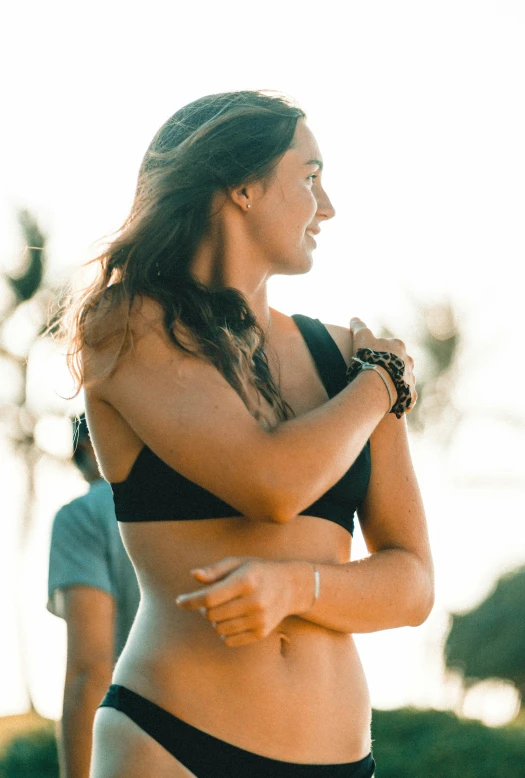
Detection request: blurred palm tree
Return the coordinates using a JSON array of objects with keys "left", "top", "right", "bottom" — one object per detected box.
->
[
  {"left": 7, "top": 211, "right": 45, "bottom": 304},
  {"left": 381, "top": 297, "right": 524, "bottom": 465},
  {"left": 0, "top": 210, "right": 64, "bottom": 713}
]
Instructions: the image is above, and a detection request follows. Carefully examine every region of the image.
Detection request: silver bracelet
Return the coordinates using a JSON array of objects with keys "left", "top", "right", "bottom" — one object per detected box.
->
[
  {"left": 310, "top": 563, "right": 320, "bottom": 609},
  {"left": 352, "top": 359, "right": 393, "bottom": 411}
]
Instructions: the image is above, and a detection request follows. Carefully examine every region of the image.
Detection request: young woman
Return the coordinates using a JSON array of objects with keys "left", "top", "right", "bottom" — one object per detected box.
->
[{"left": 68, "top": 90, "right": 434, "bottom": 777}]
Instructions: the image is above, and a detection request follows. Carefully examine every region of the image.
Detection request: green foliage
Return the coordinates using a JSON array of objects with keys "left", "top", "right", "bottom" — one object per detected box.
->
[
  {"left": 0, "top": 725, "right": 58, "bottom": 778},
  {"left": 372, "top": 707, "right": 525, "bottom": 778},
  {"left": 445, "top": 566, "right": 525, "bottom": 697},
  {"left": 6, "top": 210, "right": 46, "bottom": 303}
]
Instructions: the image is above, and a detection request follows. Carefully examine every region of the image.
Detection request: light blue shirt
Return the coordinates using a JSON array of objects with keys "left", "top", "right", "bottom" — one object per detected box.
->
[{"left": 47, "top": 479, "right": 140, "bottom": 662}]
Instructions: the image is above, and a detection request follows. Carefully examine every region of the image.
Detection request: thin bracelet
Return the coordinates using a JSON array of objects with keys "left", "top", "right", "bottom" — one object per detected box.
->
[
  {"left": 309, "top": 563, "right": 320, "bottom": 610},
  {"left": 354, "top": 360, "right": 394, "bottom": 411}
]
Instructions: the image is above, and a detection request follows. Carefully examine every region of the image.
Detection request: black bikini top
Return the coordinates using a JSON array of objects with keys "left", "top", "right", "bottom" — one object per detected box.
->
[{"left": 111, "top": 315, "right": 371, "bottom": 536}]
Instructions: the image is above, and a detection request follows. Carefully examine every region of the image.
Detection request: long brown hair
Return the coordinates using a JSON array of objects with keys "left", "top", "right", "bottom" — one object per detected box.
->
[{"left": 65, "top": 91, "right": 305, "bottom": 423}]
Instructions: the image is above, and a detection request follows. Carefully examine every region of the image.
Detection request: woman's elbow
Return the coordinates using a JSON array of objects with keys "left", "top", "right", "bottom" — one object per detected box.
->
[
  {"left": 407, "top": 572, "right": 435, "bottom": 627},
  {"left": 246, "top": 504, "right": 296, "bottom": 525},
  {"left": 245, "top": 486, "right": 299, "bottom": 525},
  {"left": 245, "top": 439, "right": 310, "bottom": 524}
]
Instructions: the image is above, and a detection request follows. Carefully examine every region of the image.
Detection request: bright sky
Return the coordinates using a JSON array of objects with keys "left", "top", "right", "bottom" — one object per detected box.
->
[{"left": 1, "top": 0, "right": 524, "bottom": 725}]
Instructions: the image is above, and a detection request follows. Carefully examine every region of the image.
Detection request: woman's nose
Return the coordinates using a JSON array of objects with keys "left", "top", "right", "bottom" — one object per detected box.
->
[{"left": 317, "top": 188, "right": 336, "bottom": 221}]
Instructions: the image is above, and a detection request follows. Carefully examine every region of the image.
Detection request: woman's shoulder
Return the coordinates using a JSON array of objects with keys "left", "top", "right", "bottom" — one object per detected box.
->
[
  {"left": 91, "top": 287, "right": 181, "bottom": 345},
  {"left": 82, "top": 290, "right": 182, "bottom": 388},
  {"left": 272, "top": 310, "right": 353, "bottom": 367},
  {"left": 322, "top": 323, "right": 353, "bottom": 368}
]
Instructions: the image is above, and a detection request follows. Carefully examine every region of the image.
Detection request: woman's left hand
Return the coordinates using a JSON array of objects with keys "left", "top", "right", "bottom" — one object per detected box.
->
[{"left": 175, "top": 557, "right": 307, "bottom": 647}]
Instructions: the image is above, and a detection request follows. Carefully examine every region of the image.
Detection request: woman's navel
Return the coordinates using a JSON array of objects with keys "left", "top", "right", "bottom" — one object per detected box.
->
[{"left": 278, "top": 631, "right": 291, "bottom": 658}]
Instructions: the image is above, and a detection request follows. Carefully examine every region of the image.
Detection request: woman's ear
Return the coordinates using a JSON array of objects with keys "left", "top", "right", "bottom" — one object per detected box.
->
[{"left": 229, "top": 185, "right": 252, "bottom": 213}]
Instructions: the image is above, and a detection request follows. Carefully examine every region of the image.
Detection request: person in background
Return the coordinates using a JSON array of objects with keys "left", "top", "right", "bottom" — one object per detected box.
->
[{"left": 47, "top": 415, "right": 140, "bottom": 778}]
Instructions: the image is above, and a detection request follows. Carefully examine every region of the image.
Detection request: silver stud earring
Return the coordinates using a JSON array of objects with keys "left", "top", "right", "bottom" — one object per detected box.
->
[{"left": 246, "top": 204, "right": 251, "bottom": 210}]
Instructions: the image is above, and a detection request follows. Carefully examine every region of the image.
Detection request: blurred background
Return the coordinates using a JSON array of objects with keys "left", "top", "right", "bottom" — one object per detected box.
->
[{"left": 1, "top": 1, "right": 524, "bottom": 775}]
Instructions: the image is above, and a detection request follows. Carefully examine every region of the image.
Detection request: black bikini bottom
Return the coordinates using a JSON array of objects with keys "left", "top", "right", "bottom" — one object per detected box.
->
[{"left": 100, "top": 685, "right": 375, "bottom": 777}]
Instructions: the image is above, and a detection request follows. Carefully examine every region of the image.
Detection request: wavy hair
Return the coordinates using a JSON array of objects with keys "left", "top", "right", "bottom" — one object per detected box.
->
[{"left": 64, "top": 91, "right": 305, "bottom": 423}]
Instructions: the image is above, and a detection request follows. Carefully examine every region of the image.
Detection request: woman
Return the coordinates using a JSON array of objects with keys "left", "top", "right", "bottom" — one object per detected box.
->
[{"left": 68, "top": 90, "right": 433, "bottom": 777}]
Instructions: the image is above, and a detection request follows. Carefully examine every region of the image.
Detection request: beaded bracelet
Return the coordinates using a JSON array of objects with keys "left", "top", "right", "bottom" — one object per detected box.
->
[{"left": 346, "top": 348, "right": 413, "bottom": 419}]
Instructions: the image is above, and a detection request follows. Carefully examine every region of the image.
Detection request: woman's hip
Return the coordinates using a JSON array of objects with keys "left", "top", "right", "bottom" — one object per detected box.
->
[{"left": 97, "top": 684, "right": 376, "bottom": 778}]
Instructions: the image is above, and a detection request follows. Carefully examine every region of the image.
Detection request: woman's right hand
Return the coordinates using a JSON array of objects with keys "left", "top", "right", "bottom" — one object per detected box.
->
[{"left": 350, "top": 317, "right": 417, "bottom": 412}]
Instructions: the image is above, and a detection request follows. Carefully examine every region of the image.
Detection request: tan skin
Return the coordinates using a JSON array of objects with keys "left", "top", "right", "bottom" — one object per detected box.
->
[
  {"left": 58, "top": 443, "right": 115, "bottom": 778},
  {"left": 61, "top": 587, "right": 114, "bottom": 778},
  {"left": 88, "top": 120, "right": 433, "bottom": 777}
]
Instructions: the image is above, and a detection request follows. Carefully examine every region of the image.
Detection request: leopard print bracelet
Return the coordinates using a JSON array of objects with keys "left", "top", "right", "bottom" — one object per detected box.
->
[{"left": 346, "top": 348, "right": 412, "bottom": 419}]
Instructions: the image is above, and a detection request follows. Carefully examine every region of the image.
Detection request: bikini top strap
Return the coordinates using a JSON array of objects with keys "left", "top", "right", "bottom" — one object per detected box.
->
[{"left": 291, "top": 314, "right": 348, "bottom": 398}]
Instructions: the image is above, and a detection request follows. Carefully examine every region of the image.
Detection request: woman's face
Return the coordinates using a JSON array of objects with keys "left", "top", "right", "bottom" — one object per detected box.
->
[{"left": 250, "top": 119, "right": 335, "bottom": 276}]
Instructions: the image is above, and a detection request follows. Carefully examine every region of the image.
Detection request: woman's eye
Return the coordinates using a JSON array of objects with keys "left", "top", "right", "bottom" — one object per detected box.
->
[{"left": 307, "top": 174, "right": 318, "bottom": 183}]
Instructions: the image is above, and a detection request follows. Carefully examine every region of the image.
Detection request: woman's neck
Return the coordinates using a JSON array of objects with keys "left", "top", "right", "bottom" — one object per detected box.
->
[{"left": 190, "top": 229, "right": 272, "bottom": 331}]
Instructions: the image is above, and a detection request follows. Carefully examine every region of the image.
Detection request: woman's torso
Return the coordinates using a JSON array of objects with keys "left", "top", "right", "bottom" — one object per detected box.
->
[{"left": 86, "top": 309, "right": 373, "bottom": 763}]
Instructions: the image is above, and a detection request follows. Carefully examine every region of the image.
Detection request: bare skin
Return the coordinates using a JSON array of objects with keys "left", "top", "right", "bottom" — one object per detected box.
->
[
  {"left": 88, "top": 120, "right": 433, "bottom": 776},
  {"left": 57, "top": 444, "right": 116, "bottom": 778},
  {"left": 60, "top": 587, "right": 114, "bottom": 778}
]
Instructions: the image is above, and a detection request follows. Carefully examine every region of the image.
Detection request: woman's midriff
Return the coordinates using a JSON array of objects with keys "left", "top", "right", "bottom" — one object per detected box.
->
[{"left": 113, "top": 515, "right": 372, "bottom": 764}]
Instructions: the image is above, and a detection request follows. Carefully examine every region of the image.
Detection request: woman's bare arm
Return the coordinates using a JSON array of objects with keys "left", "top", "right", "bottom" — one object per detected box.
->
[
  {"left": 86, "top": 301, "right": 402, "bottom": 525},
  {"left": 166, "top": 316, "right": 432, "bottom": 635},
  {"left": 60, "top": 588, "right": 115, "bottom": 777},
  {"left": 291, "top": 412, "right": 434, "bottom": 631},
  {"left": 177, "top": 413, "right": 433, "bottom": 639}
]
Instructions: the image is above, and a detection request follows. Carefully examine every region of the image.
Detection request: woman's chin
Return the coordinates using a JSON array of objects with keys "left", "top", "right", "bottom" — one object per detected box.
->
[
  {"left": 282, "top": 251, "right": 314, "bottom": 276},
  {"left": 269, "top": 245, "right": 315, "bottom": 277},
  {"left": 296, "top": 250, "right": 315, "bottom": 275}
]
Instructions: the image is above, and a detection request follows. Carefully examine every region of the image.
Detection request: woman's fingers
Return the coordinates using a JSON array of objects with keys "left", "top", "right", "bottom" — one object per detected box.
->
[
  {"left": 190, "top": 556, "right": 248, "bottom": 583},
  {"left": 406, "top": 388, "right": 418, "bottom": 412},
  {"left": 176, "top": 574, "right": 247, "bottom": 611},
  {"left": 350, "top": 317, "right": 369, "bottom": 337},
  {"left": 193, "top": 589, "right": 272, "bottom": 647},
  {"left": 350, "top": 315, "right": 417, "bottom": 403},
  {"left": 213, "top": 613, "right": 261, "bottom": 637},
  {"left": 177, "top": 558, "right": 292, "bottom": 647},
  {"left": 201, "top": 599, "right": 269, "bottom": 648},
  {"left": 206, "top": 596, "right": 255, "bottom": 624},
  {"left": 221, "top": 631, "right": 258, "bottom": 648},
  {"left": 350, "top": 316, "right": 406, "bottom": 359},
  {"left": 176, "top": 558, "right": 261, "bottom": 611}
]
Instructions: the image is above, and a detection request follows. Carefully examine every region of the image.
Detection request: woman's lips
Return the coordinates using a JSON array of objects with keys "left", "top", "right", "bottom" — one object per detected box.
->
[{"left": 305, "top": 230, "right": 317, "bottom": 247}]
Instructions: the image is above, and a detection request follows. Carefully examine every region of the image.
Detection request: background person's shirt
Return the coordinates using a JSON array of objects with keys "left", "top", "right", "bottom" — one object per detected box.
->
[{"left": 47, "top": 478, "right": 140, "bottom": 662}]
